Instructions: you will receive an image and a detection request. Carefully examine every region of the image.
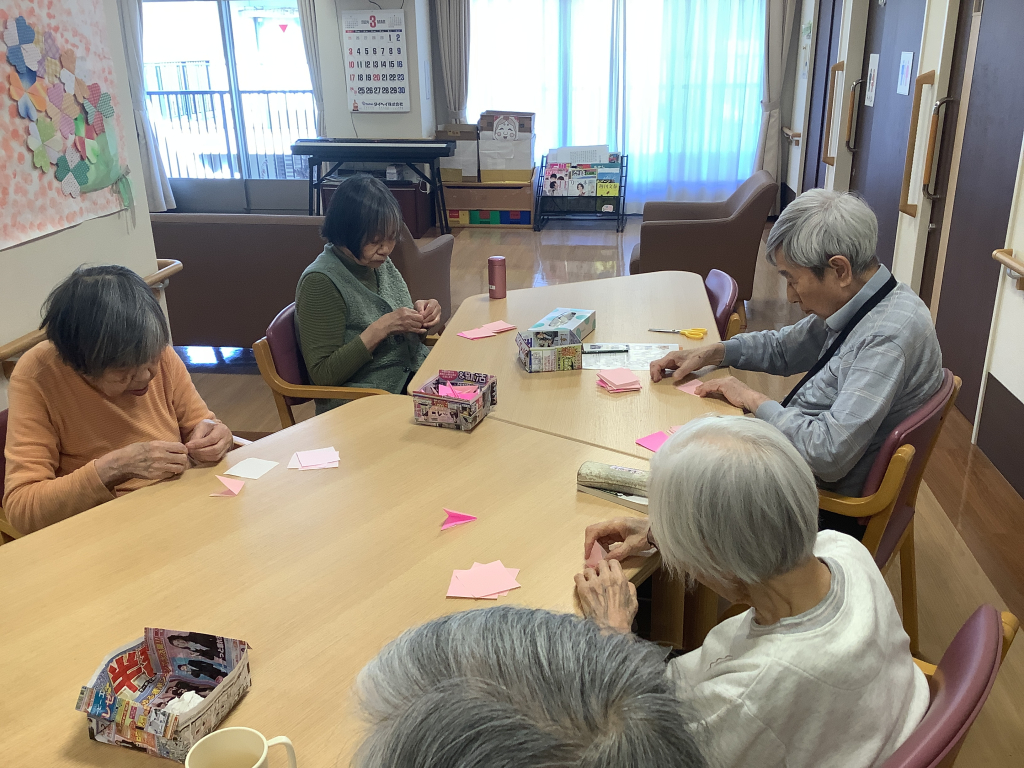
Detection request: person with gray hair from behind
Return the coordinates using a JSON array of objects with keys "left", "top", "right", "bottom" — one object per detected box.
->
[
  {"left": 650, "top": 189, "right": 942, "bottom": 538},
  {"left": 577, "top": 415, "right": 928, "bottom": 768},
  {"left": 353, "top": 606, "right": 707, "bottom": 768}
]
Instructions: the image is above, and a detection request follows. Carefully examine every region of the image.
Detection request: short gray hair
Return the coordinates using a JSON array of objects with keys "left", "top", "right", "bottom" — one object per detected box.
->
[
  {"left": 649, "top": 415, "right": 818, "bottom": 585},
  {"left": 40, "top": 265, "right": 169, "bottom": 377},
  {"left": 355, "top": 606, "right": 707, "bottom": 768},
  {"left": 766, "top": 189, "right": 879, "bottom": 276}
]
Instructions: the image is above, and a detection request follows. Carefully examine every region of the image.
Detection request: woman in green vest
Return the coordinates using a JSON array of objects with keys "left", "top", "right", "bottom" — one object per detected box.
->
[{"left": 295, "top": 175, "right": 442, "bottom": 414}]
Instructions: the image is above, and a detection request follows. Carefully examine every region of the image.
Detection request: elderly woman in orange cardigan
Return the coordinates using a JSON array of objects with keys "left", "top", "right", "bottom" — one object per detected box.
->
[{"left": 3, "top": 265, "right": 233, "bottom": 534}]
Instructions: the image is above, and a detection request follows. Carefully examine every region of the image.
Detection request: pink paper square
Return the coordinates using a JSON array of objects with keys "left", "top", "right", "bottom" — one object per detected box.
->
[
  {"left": 210, "top": 475, "right": 245, "bottom": 497},
  {"left": 597, "top": 379, "right": 641, "bottom": 393},
  {"left": 460, "top": 560, "right": 520, "bottom": 597},
  {"left": 598, "top": 368, "right": 641, "bottom": 388},
  {"left": 676, "top": 379, "right": 702, "bottom": 395},
  {"left": 296, "top": 448, "right": 339, "bottom": 467},
  {"left": 458, "top": 328, "right": 497, "bottom": 340},
  {"left": 636, "top": 431, "right": 670, "bottom": 452},
  {"left": 479, "top": 321, "right": 516, "bottom": 333},
  {"left": 585, "top": 541, "right": 607, "bottom": 568}
]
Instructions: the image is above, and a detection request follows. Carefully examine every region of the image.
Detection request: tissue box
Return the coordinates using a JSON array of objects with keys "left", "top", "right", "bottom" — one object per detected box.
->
[
  {"left": 76, "top": 628, "right": 250, "bottom": 763},
  {"left": 413, "top": 370, "right": 498, "bottom": 431},
  {"left": 516, "top": 308, "right": 596, "bottom": 373}
]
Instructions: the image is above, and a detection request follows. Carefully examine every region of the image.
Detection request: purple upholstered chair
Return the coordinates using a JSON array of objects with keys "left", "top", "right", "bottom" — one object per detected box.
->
[
  {"left": 819, "top": 369, "right": 961, "bottom": 655},
  {"left": 881, "top": 605, "right": 1015, "bottom": 768},
  {"left": 253, "top": 303, "right": 389, "bottom": 429},
  {"left": 704, "top": 269, "right": 741, "bottom": 340},
  {"left": 0, "top": 408, "right": 23, "bottom": 543}
]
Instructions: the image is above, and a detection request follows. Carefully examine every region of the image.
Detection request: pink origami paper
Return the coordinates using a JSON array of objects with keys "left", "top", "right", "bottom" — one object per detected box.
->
[
  {"left": 457, "top": 328, "right": 497, "bottom": 340},
  {"left": 597, "top": 379, "right": 642, "bottom": 393},
  {"left": 635, "top": 431, "right": 670, "bottom": 453},
  {"left": 585, "top": 541, "right": 608, "bottom": 568},
  {"left": 479, "top": 321, "right": 516, "bottom": 333},
  {"left": 296, "top": 448, "right": 339, "bottom": 467},
  {"left": 676, "top": 379, "right": 703, "bottom": 395},
  {"left": 446, "top": 560, "right": 521, "bottom": 599},
  {"left": 210, "top": 475, "right": 245, "bottom": 497},
  {"left": 441, "top": 508, "right": 477, "bottom": 530}
]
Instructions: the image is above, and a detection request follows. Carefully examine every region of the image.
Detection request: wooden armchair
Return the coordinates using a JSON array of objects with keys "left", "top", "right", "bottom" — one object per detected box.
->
[{"left": 254, "top": 303, "right": 390, "bottom": 429}]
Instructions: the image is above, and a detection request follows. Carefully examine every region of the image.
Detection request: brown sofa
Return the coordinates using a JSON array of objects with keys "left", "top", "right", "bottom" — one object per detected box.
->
[
  {"left": 151, "top": 213, "right": 453, "bottom": 348},
  {"left": 628, "top": 170, "right": 778, "bottom": 301}
]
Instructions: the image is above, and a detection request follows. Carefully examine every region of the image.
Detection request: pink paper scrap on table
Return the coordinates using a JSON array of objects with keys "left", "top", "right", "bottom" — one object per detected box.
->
[
  {"left": 676, "top": 379, "right": 703, "bottom": 395},
  {"left": 585, "top": 541, "right": 608, "bottom": 568},
  {"left": 446, "top": 561, "right": 521, "bottom": 599},
  {"left": 210, "top": 475, "right": 245, "bottom": 497},
  {"left": 441, "top": 508, "right": 477, "bottom": 530},
  {"left": 479, "top": 321, "right": 517, "bottom": 333},
  {"left": 457, "top": 328, "right": 496, "bottom": 340},
  {"left": 635, "top": 431, "right": 670, "bottom": 453},
  {"left": 288, "top": 447, "right": 340, "bottom": 470}
]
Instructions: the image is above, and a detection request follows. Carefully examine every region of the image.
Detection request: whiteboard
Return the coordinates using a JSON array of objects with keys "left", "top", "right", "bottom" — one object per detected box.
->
[{"left": 341, "top": 10, "right": 411, "bottom": 113}]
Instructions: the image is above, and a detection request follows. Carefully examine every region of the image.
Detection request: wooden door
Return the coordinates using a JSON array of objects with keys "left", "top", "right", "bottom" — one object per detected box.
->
[
  {"left": 932, "top": 0, "right": 1024, "bottom": 421},
  {"left": 802, "top": 0, "right": 843, "bottom": 191},
  {"left": 847, "top": 0, "right": 930, "bottom": 268}
]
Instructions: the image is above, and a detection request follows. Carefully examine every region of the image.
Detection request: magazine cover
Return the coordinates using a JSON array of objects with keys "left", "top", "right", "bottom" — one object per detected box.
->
[
  {"left": 570, "top": 168, "right": 597, "bottom": 196},
  {"left": 76, "top": 628, "right": 250, "bottom": 761},
  {"left": 543, "top": 163, "right": 569, "bottom": 195}
]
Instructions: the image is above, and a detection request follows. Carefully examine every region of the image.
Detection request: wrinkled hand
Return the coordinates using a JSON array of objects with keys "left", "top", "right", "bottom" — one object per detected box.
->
[
  {"left": 95, "top": 441, "right": 189, "bottom": 489},
  {"left": 650, "top": 343, "right": 725, "bottom": 383},
  {"left": 583, "top": 517, "right": 653, "bottom": 563},
  {"left": 384, "top": 307, "right": 427, "bottom": 336},
  {"left": 186, "top": 419, "right": 234, "bottom": 463},
  {"left": 695, "top": 376, "right": 770, "bottom": 413},
  {"left": 575, "top": 559, "right": 638, "bottom": 634},
  {"left": 414, "top": 299, "right": 442, "bottom": 330}
]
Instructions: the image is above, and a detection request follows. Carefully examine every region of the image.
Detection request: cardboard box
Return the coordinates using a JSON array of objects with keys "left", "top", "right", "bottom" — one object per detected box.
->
[
  {"left": 443, "top": 171, "right": 536, "bottom": 211},
  {"left": 478, "top": 111, "right": 535, "bottom": 135},
  {"left": 515, "top": 308, "right": 596, "bottom": 373},
  {"left": 481, "top": 169, "right": 535, "bottom": 183},
  {"left": 436, "top": 124, "right": 479, "bottom": 182},
  {"left": 412, "top": 370, "right": 498, "bottom": 431},
  {"left": 479, "top": 131, "right": 535, "bottom": 171},
  {"left": 447, "top": 209, "right": 470, "bottom": 226}
]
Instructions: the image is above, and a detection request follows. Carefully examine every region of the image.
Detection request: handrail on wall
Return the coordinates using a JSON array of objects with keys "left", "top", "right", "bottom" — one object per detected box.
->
[
  {"left": 899, "top": 70, "right": 937, "bottom": 218},
  {"left": 992, "top": 249, "right": 1024, "bottom": 291},
  {"left": 0, "top": 259, "right": 183, "bottom": 365}
]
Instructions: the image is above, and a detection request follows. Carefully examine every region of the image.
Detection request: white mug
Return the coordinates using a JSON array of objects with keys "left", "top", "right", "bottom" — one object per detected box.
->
[{"left": 186, "top": 727, "right": 296, "bottom": 768}]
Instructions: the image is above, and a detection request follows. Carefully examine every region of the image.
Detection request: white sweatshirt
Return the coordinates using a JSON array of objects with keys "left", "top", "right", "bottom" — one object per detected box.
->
[{"left": 668, "top": 530, "right": 929, "bottom": 768}]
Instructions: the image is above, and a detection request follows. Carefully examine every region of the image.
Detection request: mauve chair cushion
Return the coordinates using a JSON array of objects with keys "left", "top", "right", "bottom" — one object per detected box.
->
[
  {"left": 881, "top": 605, "right": 1002, "bottom": 767},
  {"left": 705, "top": 269, "right": 739, "bottom": 340},
  {"left": 266, "top": 303, "right": 311, "bottom": 407}
]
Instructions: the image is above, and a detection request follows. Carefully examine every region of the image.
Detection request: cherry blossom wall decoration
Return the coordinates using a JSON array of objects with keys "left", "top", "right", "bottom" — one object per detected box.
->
[{"left": 0, "top": 3, "right": 132, "bottom": 251}]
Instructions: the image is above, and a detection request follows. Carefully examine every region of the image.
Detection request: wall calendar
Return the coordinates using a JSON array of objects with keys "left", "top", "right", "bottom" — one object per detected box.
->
[{"left": 341, "top": 10, "right": 410, "bottom": 113}]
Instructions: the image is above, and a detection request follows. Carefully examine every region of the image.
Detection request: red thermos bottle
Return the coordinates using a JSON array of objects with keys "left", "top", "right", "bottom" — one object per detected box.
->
[{"left": 488, "top": 256, "right": 507, "bottom": 299}]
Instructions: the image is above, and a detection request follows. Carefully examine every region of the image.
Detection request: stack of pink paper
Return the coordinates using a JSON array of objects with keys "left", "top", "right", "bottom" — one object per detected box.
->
[
  {"left": 437, "top": 382, "right": 480, "bottom": 401},
  {"left": 287, "top": 447, "right": 340, "bottom": 469},
  {"left": 446, "top": 560, "right": 521, "bottom": 600},
  {"left": 596, "top": 368, "right": 642, "bottom": 392},
  {"left": 457, "top": 320, "right": 517, "bottom": 340}
]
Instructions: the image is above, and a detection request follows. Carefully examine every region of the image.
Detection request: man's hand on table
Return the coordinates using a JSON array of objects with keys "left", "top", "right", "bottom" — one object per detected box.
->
[
  {"left": 575, "top": 558, "right": 638, "bottom": 634},
  {"left": 650, "top": 343, "right": 726, "bottom": 382},
  {"left": 694, "top": 376, "right": 771, "bottom": 413}
]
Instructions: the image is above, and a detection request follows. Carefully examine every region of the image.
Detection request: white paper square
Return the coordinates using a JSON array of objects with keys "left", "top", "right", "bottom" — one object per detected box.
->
[{"left": 223, "top": 457, "right": 279, "bottom": 480}]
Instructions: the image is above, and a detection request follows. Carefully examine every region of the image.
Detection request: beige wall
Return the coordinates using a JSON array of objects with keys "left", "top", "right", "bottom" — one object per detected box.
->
[
  {"left": 316, "top": 0, "right": 435, "bottom": 140},
  {"left": 0, "top": 0, "right": 157, "bottom": 409}
]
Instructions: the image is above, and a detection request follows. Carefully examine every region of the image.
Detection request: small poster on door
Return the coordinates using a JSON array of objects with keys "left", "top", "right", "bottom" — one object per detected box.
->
[
  {"left": 897, "top": 52, "right": 914, "bottom": 96},
  {"left": 865, "top": 54, "right": 879, "bottom": 107}
]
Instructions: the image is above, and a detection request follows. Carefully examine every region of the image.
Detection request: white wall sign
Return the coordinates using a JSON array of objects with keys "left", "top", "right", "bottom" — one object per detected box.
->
[
  {"left": 897, "top": 51, "right": 914, "bottom": 96},
  {"left": 341, "top": 10, "right": 411, "bottom": 113},
  {"left": 865, "top": 53, "right": 879, "bottom": 106}
]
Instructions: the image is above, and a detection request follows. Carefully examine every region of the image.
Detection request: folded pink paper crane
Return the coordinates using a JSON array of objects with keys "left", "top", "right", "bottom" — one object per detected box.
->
[
  {"left": 585, "top": 541, "right": 608, "bottom": 568},
  {"left": 441, "top": 508, "right": 477, "bottom": 530},
  {"left": 210, "top": 475, "right": 245, "bottom": 497}
]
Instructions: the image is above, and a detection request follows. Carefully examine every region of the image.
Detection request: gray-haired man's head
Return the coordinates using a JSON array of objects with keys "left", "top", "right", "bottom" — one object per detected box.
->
[{"left": 355, "top": 606, "right": 707, "bottom": 768}]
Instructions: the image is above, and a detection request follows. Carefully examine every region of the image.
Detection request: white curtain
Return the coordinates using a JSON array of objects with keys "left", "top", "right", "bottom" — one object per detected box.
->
[
  {"left": 297, "top": 0, "right": 326, "bottom": 136},
  {"left": 755, "top": 0, "right": 797, "bottom": 183},
  {"left": 116, "top": 0, "right": 175, "bottom": 211},
  {"left": 466, "top": 0, "right": 765, "bottom": 206},
  {"left": 433, "top": 0, "right": 471, "bottom": 123}
]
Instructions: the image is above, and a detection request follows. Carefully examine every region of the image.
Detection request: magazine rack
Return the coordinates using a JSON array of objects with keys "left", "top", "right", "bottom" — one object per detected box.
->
[{"left": 534, "top": 154, "right": 628, "bottom": 232}]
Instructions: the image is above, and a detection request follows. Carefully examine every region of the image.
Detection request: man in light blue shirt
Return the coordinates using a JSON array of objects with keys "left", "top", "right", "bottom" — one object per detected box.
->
[{"left": 651, "top": 189, "right": 943, "bottom": 537}]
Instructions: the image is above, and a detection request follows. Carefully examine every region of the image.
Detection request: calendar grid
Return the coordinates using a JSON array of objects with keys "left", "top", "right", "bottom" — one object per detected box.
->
[{"left": 342, "top": 11, "right": 411, "bottom": 113}]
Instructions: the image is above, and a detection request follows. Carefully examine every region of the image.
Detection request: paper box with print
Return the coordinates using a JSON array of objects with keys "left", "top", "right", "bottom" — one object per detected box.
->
[
  {"left": 516, "top": 308, "right": 596, "bottom": 373},
  {"left": 412, "top": 370, "right": 498, "bottom": 431},
  {"left": 75, "top": 628, "right": 250, "bottom": 762}
]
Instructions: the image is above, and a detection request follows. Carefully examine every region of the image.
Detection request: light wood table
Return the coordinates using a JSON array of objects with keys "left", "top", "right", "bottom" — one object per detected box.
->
[
  {"left": 410, "top": 272, "right": 740, "bottom": 460},
  {"left": 0, "top": 396, "right": 658, "bottom": 766}
]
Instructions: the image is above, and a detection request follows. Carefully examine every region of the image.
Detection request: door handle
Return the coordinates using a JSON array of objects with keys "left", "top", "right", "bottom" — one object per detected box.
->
[
  {"left": 922, "top": 97, "right": 955, "bottom": 200},
  {"left": 899, "top": 70, "right": 936, "bottom": 218},
  {"left": 822, "top": 61, "right": 845, "bottom": 167},
  {"left": 846, "top": 79, "right": 865, "bottom": 152}
]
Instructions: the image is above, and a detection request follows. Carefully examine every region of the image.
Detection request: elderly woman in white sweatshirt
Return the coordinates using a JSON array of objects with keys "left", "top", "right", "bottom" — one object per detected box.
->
[{"left": 576, "top": 415, "right": 928, "bottom": 768}]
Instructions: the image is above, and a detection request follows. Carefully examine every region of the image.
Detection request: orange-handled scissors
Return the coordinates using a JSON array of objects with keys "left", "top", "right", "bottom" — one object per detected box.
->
[{"left": 648, "top": 327, "right": 708, "bottom": 340}]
